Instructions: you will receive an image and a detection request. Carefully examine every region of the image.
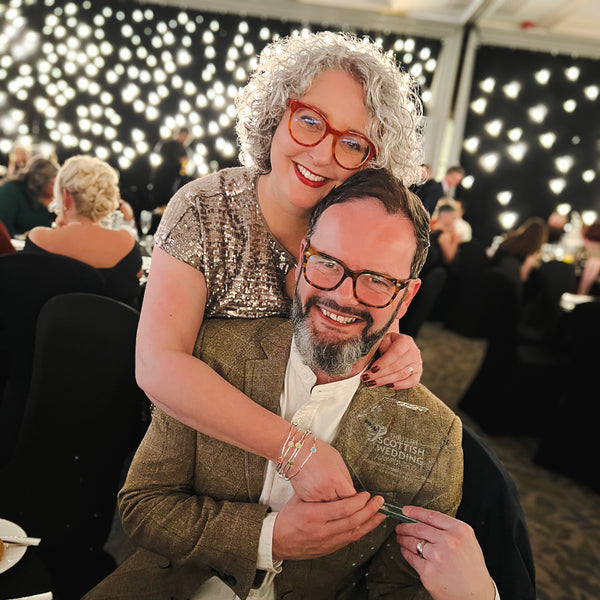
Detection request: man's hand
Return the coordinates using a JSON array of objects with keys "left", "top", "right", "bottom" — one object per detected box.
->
[
  {"left": 273, "top": 492, "right": 385, "bottom": 561},
  {"left": 396, "top": 506, "right": 496, "bottom": 600}
]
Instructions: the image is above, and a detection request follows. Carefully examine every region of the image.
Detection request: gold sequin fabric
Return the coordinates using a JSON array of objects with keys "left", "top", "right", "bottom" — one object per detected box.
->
[{"left": 155, "top": 167, "right": 295, "bottom": 318}]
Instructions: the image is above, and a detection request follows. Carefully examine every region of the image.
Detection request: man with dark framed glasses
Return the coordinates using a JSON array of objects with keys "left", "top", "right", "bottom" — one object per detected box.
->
[{"left": 88, "top": 169, "right": 499, "bottom": 600}]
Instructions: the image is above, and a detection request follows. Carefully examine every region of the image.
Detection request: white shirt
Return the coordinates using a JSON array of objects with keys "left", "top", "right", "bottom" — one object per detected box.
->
[{"left": 192, "top": 339, "right": 362, "bottom": 599}]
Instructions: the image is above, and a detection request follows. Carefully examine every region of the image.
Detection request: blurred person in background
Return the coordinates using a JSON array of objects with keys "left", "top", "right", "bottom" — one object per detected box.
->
[
  {"left": 0, "top": 155, "right": 58, "bottom": 237},
  {"left": 431, "top": 197, "right": 472, "bottom": 243},
  {"left": 6, "top": 143, "right": 31, "bottom": 178},
  {"left": 150, "top": 126, "right": 191, "bottom": 209},
  {"left": 577, "top": 220, "right": 600, "bottom": 295},
  {"left": 546, "top": 211, "right": 568, "bottom": 245},
  {"left": 25, "top": 155, "right": 143, "bottom": 307},
  {"left": 416, "top": 165, "right": 465, "bottom": 216},
  {"left": 491, "top": 217, "right": 548, "bottom": 283}
]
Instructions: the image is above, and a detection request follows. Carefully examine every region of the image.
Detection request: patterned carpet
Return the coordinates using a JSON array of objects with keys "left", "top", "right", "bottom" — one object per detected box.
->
[{"left": 417, "top": 321, "right": 600, "bottom": 600}]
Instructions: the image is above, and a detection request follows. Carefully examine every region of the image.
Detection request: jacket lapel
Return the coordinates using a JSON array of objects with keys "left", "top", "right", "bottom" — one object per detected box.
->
[{"left": 242, "top": 320, "right": 293, "bottom": 501}]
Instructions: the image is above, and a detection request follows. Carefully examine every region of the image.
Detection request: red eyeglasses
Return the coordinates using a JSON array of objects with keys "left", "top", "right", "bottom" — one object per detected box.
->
[{"left": 287, "top": 99, "right": 376, "bottom": 170}]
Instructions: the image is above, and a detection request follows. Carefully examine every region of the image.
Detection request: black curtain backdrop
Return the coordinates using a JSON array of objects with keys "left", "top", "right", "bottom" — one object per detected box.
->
[{"left": 459, "top": 45, "right": 600, "bottom": 245}]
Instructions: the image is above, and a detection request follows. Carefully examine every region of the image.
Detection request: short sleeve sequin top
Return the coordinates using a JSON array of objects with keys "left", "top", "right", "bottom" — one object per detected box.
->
[{"left": 154, "top": 167, "right": 296, "bottom": 318}]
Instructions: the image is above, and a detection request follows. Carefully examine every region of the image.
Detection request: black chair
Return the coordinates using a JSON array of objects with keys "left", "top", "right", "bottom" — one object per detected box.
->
[
  {"left": 401, "top": 265, "right": 447, "bottom": 338},
  {"left": 459, "top": 257, "right": 564, "bottom": 434},
  {"left": 0, "top": 293, "right": 150, "bottom": 599},
  {"left": 457, "top": 425, "right": 536, "bottom": 600},
  {"left": 0, "top": 252, "right": 106, "bottom": 461},
  {"left": 533, "top": 301, "right": 600, "bottom": 492},
  {"left": 439, "top": 240, "right": 490, "bottom": 335},
  {"left": 520, "top": 260, "right": 576, "bottom": 344}
]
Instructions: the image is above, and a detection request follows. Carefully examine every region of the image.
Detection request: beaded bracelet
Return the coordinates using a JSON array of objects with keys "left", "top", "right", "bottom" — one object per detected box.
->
[{"left": 275, "top": 423, "right": 317, "bottom": 481}]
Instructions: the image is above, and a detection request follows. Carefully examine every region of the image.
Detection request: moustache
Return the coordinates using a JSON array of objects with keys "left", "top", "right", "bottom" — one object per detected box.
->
[{"left": 302, "top": 295, "right": 373, "bottom": 328}]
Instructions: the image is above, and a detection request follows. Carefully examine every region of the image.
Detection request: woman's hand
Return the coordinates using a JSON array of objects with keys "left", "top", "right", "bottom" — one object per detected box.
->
[
  {"left": 396, "top": 506, "right": 496, "bottom": 600},
  {"left": 289, "top": 439, "right": 356, "bottom": 502},
  {"left": 361, "top": 332, "right": 422, "bottom": 390}
]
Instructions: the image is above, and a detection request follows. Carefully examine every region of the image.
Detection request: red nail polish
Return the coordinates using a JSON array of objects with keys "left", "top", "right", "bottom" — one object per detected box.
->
[
  {"left": 386, "top": 383, "right": 394, "bottom": 388},
  {"left": 371, "top": 365, "right": 380, "bottom": 373},
  {"left": 366, "top": 380, "right": 376, "bottom": 387},
  {"left": 361, "top": 373, "right": 370, "bottom": 381}
]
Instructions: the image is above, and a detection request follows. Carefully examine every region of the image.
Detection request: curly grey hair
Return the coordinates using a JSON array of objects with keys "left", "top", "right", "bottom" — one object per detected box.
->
[{"left": 235, "top": 31, "right": 424, "bottom": 185}]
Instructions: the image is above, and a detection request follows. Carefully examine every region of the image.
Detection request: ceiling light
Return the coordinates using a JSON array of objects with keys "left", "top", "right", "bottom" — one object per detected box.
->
[
  {"left": 463, "top": 137, "right": 479, "bottom": 153},
  {"left": 584, "top": 85, "right": 599, "bottom": 100},
  {"left": 480, "top": 153, "right": 499, "bottom": 172},
  {"left": 565, "top": 66, "right": 580, "bottom": 81},
  {"left": 582, "top": 170, "right": 596, "bottom": 183},
  {"left": 507, "top": 127, "right": 523, "bottom": 142},
  {"left": 485, "top": 119, "right": 502, "bottom": 137},
  {"left": 549, "top": 178, "right": 566, "bottom": 194},
  {"left": 480, "top": 77, "right": 495, "bottom": 93},
  {"left": 499, "top": 212, "right": 518, "bottom": 230},
  {"left": 502, "top": 82, "right": 520, "bottom": 99},
  {"left": 497, "top": 191, "right": 512, "bottom": 206},
  {"left": 528, "top": 104, "right": 548, "bottom": 123},
  {"left": 555, "top": 156, "right": 574, "bottom": 174},
  {"left": 461, "top": 175, "right": 474, "bottom": 189},
  {"left": 539, "top": 132, "right": 556, "bottom": 148},
  {"left": 534, "top": 69, "right": 551, "bottom": 85},
  {"left": 507, "top": 142, "right": 527, "bottom": 161},
  {"left": 471, "top": 98, "right": 487, "bottom": 114}
]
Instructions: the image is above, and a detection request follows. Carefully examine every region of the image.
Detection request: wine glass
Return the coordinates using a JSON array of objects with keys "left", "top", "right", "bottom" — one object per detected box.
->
[
  {"left": 140, "top": 210, "right": 153, "bottom": 235},
  {"left": 139, "top": 210, "right": 154, "bottom": 252}
]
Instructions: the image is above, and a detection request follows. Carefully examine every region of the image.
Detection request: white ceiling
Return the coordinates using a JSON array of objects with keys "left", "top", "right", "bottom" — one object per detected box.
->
[
  {"left": 139, "top": 0, "right": 600, "bottom": 56},
  {"left": 295, "top": 0, "right": 600, "bottom": 42},
  {"left": 298, "top": 0, "right": 600, "bottom": 40}
]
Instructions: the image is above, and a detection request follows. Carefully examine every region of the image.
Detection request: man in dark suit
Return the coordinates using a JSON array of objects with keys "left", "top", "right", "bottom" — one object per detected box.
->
[{"left": 416, "top": 165, "right": 465, "bottom": 216}]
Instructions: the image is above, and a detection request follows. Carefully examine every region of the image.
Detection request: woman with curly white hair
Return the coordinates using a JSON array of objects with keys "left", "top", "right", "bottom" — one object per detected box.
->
[
  {"left": 138, "top": 31, "right": 425, "bottom": 501},
  {"left": 25, "top": 155, "right": 143, "bottom": 306}
]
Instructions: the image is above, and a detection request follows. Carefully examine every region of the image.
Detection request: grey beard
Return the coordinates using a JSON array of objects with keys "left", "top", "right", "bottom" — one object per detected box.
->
[{"left": 291, "top": 292, "right": 398, "bottom": 377}]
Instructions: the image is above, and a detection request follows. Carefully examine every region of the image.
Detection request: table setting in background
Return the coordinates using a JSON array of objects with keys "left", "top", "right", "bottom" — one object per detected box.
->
[{"left": 0, "top": 518, "right": 52, "bottom": 600}]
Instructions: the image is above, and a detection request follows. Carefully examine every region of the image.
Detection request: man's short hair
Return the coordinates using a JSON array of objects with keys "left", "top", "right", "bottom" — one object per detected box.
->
[
  {"left": 438, "top": 203, "right": 457, "bottom": 215},
  {"left": 446, "top": 165, "right": 465, "bottom": 176},
  {"left": 307, "top": 168, "right": 430, "bottom": 278}
]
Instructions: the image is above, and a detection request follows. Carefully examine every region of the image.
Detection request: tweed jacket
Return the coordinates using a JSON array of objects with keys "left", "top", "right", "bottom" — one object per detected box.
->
[{"left": 85, "top": 318, "right": 463, "bottom": 600}]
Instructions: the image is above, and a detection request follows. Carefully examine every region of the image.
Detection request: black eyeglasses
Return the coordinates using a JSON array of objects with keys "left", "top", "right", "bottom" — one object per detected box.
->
[
  {"left": 301, "top": 245, "right": 411, "bottom": 308},
  {"left": 287, "top": 99, "right": 376, "bottom": 170}
]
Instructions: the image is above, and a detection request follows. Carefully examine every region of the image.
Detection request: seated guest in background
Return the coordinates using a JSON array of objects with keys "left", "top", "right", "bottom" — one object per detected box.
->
[
  {"left": 431, "top": 197, "right": 472, "bottom": 243},
  {"left": 416, "top": 165, "right": 465, "bottom": 216},
  {"left": 577, "top": 220, "right": 600, "bottom": 295},
  {"left": 0, "top": 155, "right": 58, "bottom": 237},
  {"left": 546, "top": 211, "right": 568, "bottom": 245},
  {"left": 85, "top": 170, "right": 497, "bottom": 600},
  {"left": 25, "top": 155, "right": 143, "bottom": 307},
  {"left": 452, "top": 197, "right": 472, "bottom": 243},
  {"left": 6, "top": 143, "right": 31, "bottom": 178},
  {"left": 422, "top": 203, "right": 461, "bottom": 277},
  {"left": 491, "top": 217, "right": 548, "bottom": 283}
]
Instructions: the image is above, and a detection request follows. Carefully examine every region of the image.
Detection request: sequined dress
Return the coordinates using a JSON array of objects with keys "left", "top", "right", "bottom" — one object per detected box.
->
[{"left": 155, "top": 167, "right": 296, "bottom": 318}]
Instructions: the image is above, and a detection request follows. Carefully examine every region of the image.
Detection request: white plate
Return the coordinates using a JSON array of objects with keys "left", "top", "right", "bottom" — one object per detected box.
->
[{"left": 0, "top": 518, "right": 28, "bottom": 574}]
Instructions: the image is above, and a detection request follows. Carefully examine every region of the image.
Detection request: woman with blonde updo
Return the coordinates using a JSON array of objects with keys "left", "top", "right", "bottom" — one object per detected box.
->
[{"left": 25, "top": 155, "right": 143, "bottom": 306}]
